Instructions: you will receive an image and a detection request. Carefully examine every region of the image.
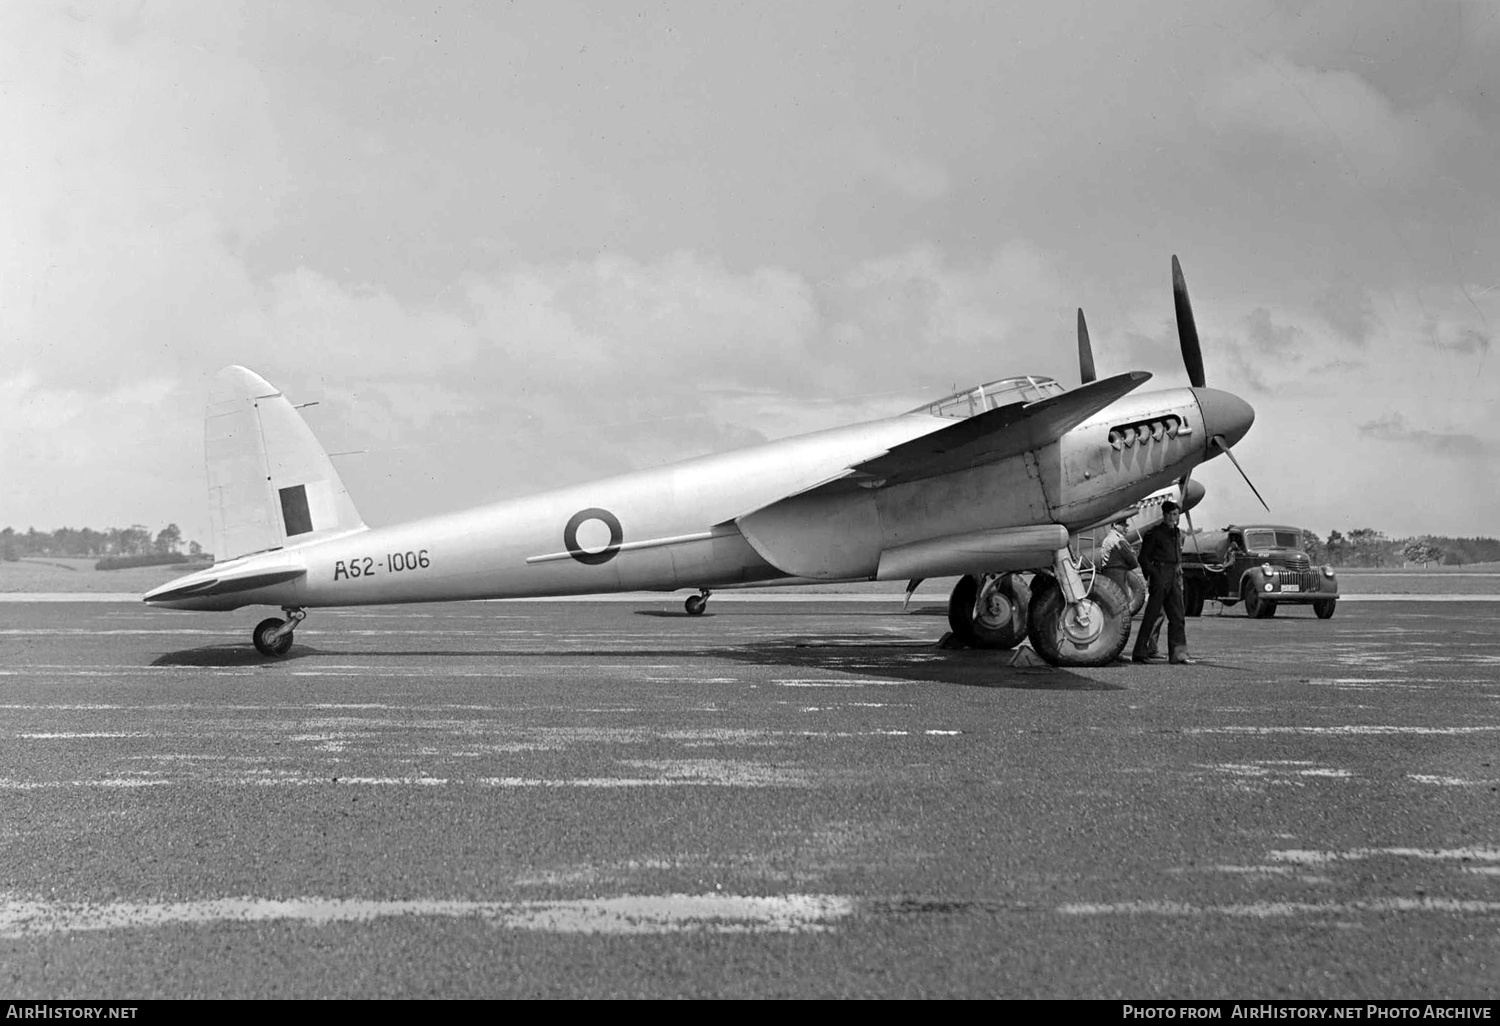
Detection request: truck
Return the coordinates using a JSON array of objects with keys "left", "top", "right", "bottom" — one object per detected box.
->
[{"left": 1178, "top": 523, "right": 1339, "bottom": 618}]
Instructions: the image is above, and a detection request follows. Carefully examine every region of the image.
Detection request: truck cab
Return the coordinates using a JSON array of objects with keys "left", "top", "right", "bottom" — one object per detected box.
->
[{"left": 1179, "top": 523, "right": 1339, "bottom": 619}]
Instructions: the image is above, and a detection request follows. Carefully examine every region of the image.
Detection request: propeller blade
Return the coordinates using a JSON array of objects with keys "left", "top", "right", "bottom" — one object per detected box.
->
[
  {"left": 1171, "top": 254, "right": 1207, "bottom": 388},
  {"left": 1179, "top": 473, "right": 1203, "bottom": 558},
  {"left": 1077, "top": 308, "right": 1097, "bottom": 385},
  {"left": 1212, "top": 435, "right": 1270, "bottom": 511}
]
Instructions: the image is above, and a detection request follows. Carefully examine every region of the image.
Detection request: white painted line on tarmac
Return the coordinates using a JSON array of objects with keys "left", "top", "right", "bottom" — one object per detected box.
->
[
  {"left": 0, "top": 779, "right": 169, "bottom": 790},
  {"left": 1269, "top": 847, "right": 1500, "bottom": 864},
  {"left": 1058, "top": 897, "right": 1500, "bottom": 916},
  {"left": 1408, "top": 774, "right": 1500, "bottom": 787},
  {"left": 1187, "top": 725, "right": 1500, "bottom": 736},
  {"left": 0, "top": 892, "right": 853, "bottom": 938},
  {"left": 7, "top": 592, "right": 1500, "bottom": 603},
  {"left": 16, "top": 732, "right": 150, "bottom": 740},
  {"left": 773, "top": 678, "right": 905, "bottom": 687}
]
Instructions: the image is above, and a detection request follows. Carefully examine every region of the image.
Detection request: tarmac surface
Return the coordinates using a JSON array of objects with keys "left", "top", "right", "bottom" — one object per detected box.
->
[{"left": 2, "top": 597, "right": 1498, "bottom": 999}]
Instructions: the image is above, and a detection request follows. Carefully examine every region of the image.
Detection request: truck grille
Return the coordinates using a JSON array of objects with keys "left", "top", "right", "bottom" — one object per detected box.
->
[
  {"left": 1270, "top": 554, "right": 1312, "bottom": 572},
  {"left": 1274, "top": 569, "right": 1320, "bottom": 590}
]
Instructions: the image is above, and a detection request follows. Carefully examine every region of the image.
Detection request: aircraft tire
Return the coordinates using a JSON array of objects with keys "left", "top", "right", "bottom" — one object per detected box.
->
[
  {"left": 1313, "top": 599, "right": 1336, "bottom": 619},
  {"left": 253, "top": 617, "right": 294, "bottom": 657},
  {"left": 1026, "top": 573, "right": 1131, "bottom": 668},
  {"left": 947, "top": 573, "right": 1029, "bottom": 649},
  {"left": 1127, "top": 568, "right": 1147, "bottom": 616},
  {"left": 684, "top": 594, "right": 708, "bottom": 616}
]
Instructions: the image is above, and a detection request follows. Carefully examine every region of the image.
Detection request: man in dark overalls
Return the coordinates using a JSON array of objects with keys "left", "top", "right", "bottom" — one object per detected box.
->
[{"left": 1132, "top": 500, "right": 1194, "bottom": 665}]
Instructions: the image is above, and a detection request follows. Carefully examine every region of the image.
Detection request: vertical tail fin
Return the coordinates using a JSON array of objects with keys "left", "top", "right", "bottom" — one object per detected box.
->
[{"left": 206, "top": 366, "right": 365, "bottom": 562}]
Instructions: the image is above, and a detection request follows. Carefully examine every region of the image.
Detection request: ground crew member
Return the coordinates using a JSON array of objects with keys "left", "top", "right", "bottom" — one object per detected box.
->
[
  {"left": 1132, "top": 500, "right": 1194, "bottom": 665},
  {"left": 1099, "top": 515, "right": 1140, "bottom": 650}
]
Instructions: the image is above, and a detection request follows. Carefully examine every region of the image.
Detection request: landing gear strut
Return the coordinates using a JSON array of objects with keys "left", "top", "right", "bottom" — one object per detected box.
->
[
  {"left": 252, "top": 607, "right": 305, "bottom": 657},
  {"left": 1026, "top": 547, "right": 1131, "bottom": 667},
  {"left": 684, "top": 590, "right": 711, "bottom": 616}
]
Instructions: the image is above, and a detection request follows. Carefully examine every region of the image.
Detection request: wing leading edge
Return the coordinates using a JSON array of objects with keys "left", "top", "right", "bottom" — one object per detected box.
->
[{"left": 850, "top": 371, "right": 1151, "bottom": 484}]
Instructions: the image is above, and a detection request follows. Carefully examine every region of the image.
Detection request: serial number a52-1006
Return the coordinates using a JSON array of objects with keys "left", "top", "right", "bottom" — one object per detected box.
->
[{"left": 333, "top": 550, "right": 430, "bottom": 581}]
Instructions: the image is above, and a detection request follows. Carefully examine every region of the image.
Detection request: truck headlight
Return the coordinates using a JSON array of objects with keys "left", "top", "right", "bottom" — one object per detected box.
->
[{"left": 1321, "top": 565, "right": 1335, "bottom": 578}]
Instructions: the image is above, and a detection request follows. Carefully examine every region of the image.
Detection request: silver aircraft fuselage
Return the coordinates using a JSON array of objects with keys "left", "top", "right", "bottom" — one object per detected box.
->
[{"left": 145, "top": 383, "right": 1252, "bottom": 612}]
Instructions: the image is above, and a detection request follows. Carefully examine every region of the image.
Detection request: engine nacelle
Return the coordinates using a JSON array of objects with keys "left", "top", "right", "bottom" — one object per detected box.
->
[{"left": 875, "top": 524, "right": 1069, "bottom": 581}]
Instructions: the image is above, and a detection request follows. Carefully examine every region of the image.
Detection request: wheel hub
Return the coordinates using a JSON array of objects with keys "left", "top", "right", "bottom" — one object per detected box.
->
[
  {"left": 974, "top": 582, "right": 1014, "bottom": 629},
  {"left": 1059, "top": 598, "right": 1105, "bottom": 647}
]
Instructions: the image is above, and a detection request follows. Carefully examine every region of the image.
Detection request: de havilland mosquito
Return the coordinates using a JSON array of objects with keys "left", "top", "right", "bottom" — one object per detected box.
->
[{"left": 145, "top": 257, "right": 1261, "bottom": 667}]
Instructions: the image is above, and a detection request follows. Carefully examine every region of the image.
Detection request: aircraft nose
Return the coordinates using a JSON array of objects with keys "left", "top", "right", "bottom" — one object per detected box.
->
[{"left": 1193, "top": 387, "right": 1254, "bottom": 450}]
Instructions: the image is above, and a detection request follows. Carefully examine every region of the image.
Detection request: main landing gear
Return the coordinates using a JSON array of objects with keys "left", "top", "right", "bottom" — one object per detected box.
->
[
  {"left": 946, "top": 547, "right": 1132, "bottom": 668},
  {"left": 947, "top": 573, "right": 1031, "bottom": 650},
  {"left": 252, "top": 607, "right": 306, "bottom": 657},
  {"left": 685, "top": 589, "right": 711, "bottom": 616}
]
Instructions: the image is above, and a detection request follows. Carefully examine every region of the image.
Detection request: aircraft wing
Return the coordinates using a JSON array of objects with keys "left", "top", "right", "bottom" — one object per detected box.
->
[{"left": 849, "top": 371, "right": 1150, "bottom": 484}]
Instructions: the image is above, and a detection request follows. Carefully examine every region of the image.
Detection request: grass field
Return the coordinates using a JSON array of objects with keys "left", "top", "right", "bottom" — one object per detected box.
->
[
  {"left": 4, "top": 555, "right": 1498, "bottom": 597},
  {"left": 0, "top": 557, "right": 212, "bottom": 595}
]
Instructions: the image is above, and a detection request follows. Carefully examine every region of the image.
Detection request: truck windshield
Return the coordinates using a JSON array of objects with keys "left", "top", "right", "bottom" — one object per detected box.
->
[{"left": 1244, "top": 529, "right": 1301, "bottom": 550}]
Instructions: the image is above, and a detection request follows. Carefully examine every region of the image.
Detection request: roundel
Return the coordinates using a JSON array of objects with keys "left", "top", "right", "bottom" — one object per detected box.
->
[{"left": 563, "top": 507, "right": 623, "bottom": 565}]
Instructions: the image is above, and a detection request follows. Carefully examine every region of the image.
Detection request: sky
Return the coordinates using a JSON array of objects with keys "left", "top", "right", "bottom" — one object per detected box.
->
[{"left": 3, "top": 0, "right": 1497, "bottom": 550}]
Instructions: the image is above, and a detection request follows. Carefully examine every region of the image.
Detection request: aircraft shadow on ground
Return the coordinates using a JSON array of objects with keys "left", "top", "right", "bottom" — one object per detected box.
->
[
  {"left": 150, "top": 645, "right": 326, "bottom": 667},
  {"left": 710, "top": 640, "right": 1122, "bottom": 691},
  {"left": 148, "top": 639, "right": 1118, "bottom": 688}
]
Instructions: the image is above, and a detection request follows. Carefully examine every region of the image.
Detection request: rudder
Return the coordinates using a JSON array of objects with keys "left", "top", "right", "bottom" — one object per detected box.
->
[{"left": 206, "top": 366, "right": 365, "bottom": 562}]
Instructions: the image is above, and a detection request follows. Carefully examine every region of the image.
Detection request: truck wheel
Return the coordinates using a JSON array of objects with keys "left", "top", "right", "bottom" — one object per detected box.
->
[
  {"left": 1184, "top": 581, "right": 1206, "bottom": 617},
  {"left": 1313, "top": 599, "right": 1336, "bottom": 619},
  {"left": 1241, "top": 581, "right": 1276, "bottom": 619}
]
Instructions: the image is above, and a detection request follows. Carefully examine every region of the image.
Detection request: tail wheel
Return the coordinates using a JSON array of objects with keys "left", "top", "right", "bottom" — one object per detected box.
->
[
  {"left": 1026, "top": 574, "right": 1131, "bottom": 668},
  {"left": 1313, "top": 599, "right": 1336, "bottom": 619},
  {"left": 1241, "top": 582, "right": 1277, "bottom": 619},
  {"left": 947, "top": 573, "right": 1030, "bottom": 650},
  {"left": 684, "top": 594, "right": 708, "bottom": 616},
  {"left": 252, "top": 617, "right": 294, "bottom": 657}
]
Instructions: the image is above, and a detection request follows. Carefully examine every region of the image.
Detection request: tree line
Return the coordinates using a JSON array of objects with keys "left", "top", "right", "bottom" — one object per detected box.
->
[
  {"left": 1, "top": 524, "right": 206, "bottom": 563},
  {"left": 5, "top": 522, "right": 1497, "bottom": 569},
  {"left": 1296, "top": 529, "right": 1500, "bottom": 567}
]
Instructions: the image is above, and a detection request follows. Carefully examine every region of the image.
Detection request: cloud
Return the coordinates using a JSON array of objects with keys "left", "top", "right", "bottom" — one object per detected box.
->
[
  {"left": 1425, "top": 322, "right": 1491, "bottom": 356},
  {"left": 1312, "top": 285, "right": 1379, "bottom": 347},
  {"left": 0, "top": 4, "right": 287, "bottom": 389},
  {"left": 844, "top": 133, "right": 951, "bottom": 203},
  {"left": 1199, "top": 53, "right": 1464, "bottom": 188},
  {"left": 1243, "top": 307, "right": 1307, "bottom": 358},
  {"left": 1357, "top": 412, "right": 1491, "bottom": 459}
]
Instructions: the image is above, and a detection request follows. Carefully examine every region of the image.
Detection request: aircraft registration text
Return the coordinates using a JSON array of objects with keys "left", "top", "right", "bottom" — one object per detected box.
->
[{"left": 333, "top": 550, "right": 430, "bottom": 581}]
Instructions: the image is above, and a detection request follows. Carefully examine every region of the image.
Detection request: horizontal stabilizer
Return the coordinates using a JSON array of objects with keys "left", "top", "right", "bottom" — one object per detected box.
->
[
  {"left": 852, "top": 371, "right": 1150, "bottom": 483},
  {"left": 143, "top": 566, "right": 306, "bottom": 604}
]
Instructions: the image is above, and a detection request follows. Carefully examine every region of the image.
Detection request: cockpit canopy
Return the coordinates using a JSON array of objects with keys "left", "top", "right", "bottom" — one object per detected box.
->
[{"left": 911, "top": 375, "right": 1067, "bottom": 420}]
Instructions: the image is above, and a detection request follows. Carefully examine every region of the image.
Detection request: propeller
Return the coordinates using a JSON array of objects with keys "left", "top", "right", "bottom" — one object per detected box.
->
[
  {"left": 1179, "top": 471, "right": 1203, "bottom": 560},
  {"left": 1171, "top": 254, "right": 1269, "bottom": 512},
  {"left": 1212, "top": 437, "right": 1270, "bottom": 511},
  {"left": 1077, "top": 308, "right": 1097, "bottom": 385},
  {"left": 1171, "top": 254, "right": 1206, "bottom": 389}
]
